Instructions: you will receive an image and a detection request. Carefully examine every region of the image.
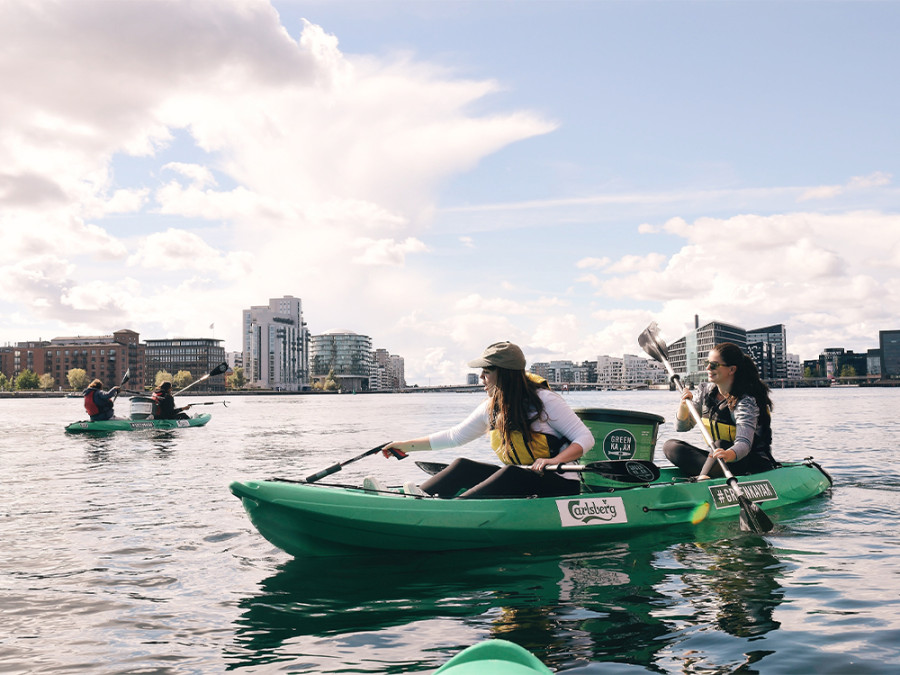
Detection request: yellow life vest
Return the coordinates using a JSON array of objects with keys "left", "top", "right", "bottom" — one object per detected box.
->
[
  {"left": 490, "top": 429, "right": 565, "bottom": 465},
  {"left": 701, "top": 417, "right": 736, "bottom": 443},
  {"left": 489, "top": 373, "right": 564, "bottom": 465}
]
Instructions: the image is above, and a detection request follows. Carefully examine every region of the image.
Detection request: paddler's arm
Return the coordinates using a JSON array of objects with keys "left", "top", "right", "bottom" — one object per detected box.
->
[
  {"left": 531, "top": 442, "right": 585, "bottom": 473},
  {"left": 675, "top": 388, "right": 697, "bottom": 431},
  {"left": 381, "top": 437, "right": 433, "bottom": 456}
]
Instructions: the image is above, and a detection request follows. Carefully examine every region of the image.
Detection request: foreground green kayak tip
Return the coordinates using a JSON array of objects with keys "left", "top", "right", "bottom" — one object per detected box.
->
[
  {"left": 65, "top": 413, "right": 212, "bottom": 433},
  {"left": 434, "top": 639, "right": 552, "bottom": 674},
  {"left": 230, "top": 459, "right": 832, "bottom": 558}
]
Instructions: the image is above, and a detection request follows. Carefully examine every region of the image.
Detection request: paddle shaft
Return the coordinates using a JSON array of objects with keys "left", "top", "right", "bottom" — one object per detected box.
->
[
  {"left": 305, "top": 444, "right": 407, "bottom": 483},
  {"left": 174, "top": 362, "right": 229, "bottom": 396},
  {"left": 415, "top": 459, "right": 659, "bottom": 483}
]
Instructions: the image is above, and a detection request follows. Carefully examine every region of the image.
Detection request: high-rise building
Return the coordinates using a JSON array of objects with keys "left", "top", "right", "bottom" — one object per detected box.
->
[
  {"left": 309, "top": 330, "right": 373, "bottom": 392},
  {"left": 242, "top": 295, "right": 309, "bottom": 391},
  {"left": 748, "top": 324, "right": 788, "bottom": 379}
]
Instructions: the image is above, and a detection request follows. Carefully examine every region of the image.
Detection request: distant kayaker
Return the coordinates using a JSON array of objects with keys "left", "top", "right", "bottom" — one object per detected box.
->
[
  {"left": 663, "top": 342, "right": 777, "bottom": 479},
  {"left": 82, "top": 379, "right": 121, "bottom": 421},
  {"left": 152, "top": 381, "right": 192, "bottom": 420},
  {"left": 381, "top": 341, "right": 595, "bottom": 498}
]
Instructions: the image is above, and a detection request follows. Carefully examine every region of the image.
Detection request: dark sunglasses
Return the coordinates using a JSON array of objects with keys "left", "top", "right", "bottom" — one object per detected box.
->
[{"left": 705, "top": 360, "right": 731, "bottom": 370}]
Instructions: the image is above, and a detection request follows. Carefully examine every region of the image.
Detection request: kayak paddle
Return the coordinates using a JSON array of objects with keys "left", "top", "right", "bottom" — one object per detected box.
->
[
  {"left": 174, "top": 362, "right": 229, "bottom": 396},
  {"left": 638, "top": 321, "right": 774, "bottom": 533},
  {"left": 415, "top": 459, "right": 660, "bottom": 483},
  {"left": 305, "top": 444, "right": 407, "bottom": 483},
  {"left": 113, "top": 368, "right": 130, "bottom": 401}
]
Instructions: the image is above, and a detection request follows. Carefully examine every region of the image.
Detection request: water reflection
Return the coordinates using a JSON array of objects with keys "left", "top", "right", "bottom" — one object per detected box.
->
[
  {"left": 79, "top": 431, "right": 180, "bottom": 462},
  {"left": 225, "top": 531, "right": 787, "bottom": 672}
]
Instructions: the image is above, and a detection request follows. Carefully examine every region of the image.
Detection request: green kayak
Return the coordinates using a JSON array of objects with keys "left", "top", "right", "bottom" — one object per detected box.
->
[
  {"left": 435, "top": 639, "right": 551, "bottom": 674},
  {"left": 230, "top": 459, "right": 832, "bottom": 558},
  {"left": 65, "top": 413, "right": 212, "bottom": 433}
]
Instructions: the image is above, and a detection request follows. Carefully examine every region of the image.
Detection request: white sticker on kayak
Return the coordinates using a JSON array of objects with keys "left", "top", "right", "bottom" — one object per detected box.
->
[{"left": 557, "top": 497, "right": 627, "bottom": 527}]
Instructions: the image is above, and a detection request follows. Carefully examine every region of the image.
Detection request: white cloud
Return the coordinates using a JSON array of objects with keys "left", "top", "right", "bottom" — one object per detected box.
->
[
  {"left": 576, "top": 256, "right": 610, "bottom": 270},
  {"left": 352, "top": 237, "right": 429, "bottom": 266}
]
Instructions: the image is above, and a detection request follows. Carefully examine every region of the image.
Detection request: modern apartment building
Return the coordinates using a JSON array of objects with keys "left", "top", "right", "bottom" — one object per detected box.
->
[
  {"left": 242, "top": 295, "right": 309, "bottom": 391},
  {"left": 309, "top": 330, "right": 373, "bottom": 392},
  {"left": 372, "top": 348, "right": 406, "bottom": 390},
  {"left": 747, "top": 324, "right": 788, "bottom": 379}
]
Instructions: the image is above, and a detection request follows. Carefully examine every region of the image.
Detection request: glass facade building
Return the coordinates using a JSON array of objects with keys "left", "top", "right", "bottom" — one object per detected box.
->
[
  {"left": 310, "top": 330, "right": 373, "bottom": 392},
  {"left": 144, "top": 337, "right": 226, "bottom": 393}
]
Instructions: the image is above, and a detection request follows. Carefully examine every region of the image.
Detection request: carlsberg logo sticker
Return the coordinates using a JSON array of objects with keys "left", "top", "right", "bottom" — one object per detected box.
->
[{"left": 557, "top": 497, "right": 627, "bottom": 527}]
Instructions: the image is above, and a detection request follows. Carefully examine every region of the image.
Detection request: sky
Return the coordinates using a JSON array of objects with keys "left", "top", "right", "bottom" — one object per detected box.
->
[{"left": 2, "top": 0, "right": 898, "bottom": 385}]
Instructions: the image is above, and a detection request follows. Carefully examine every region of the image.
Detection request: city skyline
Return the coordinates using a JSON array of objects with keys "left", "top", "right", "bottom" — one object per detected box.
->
[{"left": 2, "top": 1, "right": 899, "bottom": 385}]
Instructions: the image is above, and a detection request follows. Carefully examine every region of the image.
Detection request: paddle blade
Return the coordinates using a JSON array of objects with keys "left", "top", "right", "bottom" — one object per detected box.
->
[
  {"left": 638, "top": 322, "right": 668, "bottom": 364},
  {"left": 582, "top": 459, "right": 660, "bottom": 483},
  {"left": 210, "top": 362, "right": 229, "bottom": 377},
  {"left": 121, "top": 368, "right": 131, "bottom": 386},
  {"left": 738, "top": 495, "right": 775, "bottom": 533},
  {"left": 415, "top": 460, "right": 448, "bottom": 476}
]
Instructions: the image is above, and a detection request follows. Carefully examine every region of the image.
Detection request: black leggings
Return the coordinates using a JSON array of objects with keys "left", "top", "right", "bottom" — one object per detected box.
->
[
  {"left": 420, "top": 457, "right": 581, "bottom": 498},
  {"left": 662, "top": 439, "right": 777, "bottom": 478}
]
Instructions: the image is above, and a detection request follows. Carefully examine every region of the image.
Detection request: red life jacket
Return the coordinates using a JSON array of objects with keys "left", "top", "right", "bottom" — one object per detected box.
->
[
  {"left": 151, "top": 391, "right": 163, "bottom": 418},
  {"left": 84, "top": 390, "right": 100, "bottom": 416}
]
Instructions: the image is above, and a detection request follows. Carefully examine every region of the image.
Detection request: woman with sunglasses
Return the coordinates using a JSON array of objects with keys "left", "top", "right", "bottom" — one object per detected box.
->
[
  {"left": 663, "top": 342, "right": 777, "bottom": 479},
  {"left": 380, "top": 341, "right": 594, "bottom": 498}
]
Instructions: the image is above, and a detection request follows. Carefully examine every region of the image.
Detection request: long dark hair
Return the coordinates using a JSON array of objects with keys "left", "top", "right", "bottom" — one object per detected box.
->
[
  {"left": 715, "top": 342, "right": 773, "bottom": 419},
  {"left": 489, "top": 367, "right": 550, "bottom": 448}
]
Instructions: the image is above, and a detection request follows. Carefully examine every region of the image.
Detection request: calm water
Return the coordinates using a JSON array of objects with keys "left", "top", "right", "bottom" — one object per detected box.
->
[{"left": 2, "top": 388, "right": 899, "bottom": 674}]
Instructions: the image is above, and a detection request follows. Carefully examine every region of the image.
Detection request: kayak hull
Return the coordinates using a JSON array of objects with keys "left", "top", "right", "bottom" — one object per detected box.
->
[
  {"left": 435, "top": 639, "right": 552, "bottom": 674},
  {"left": 230, "top": 460, "right": 832, "bottom": 558},
  {"left": 65, "top": 413, "right": 212, "bottom": 433}
]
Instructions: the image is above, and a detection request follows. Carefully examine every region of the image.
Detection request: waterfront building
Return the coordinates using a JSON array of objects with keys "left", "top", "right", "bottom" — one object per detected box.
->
[
  {"left": 572, "top": 360, "right": 597, "bottom": 384},
  {"left": 624, "top": 354, "right": 667, "bottom": 387},
  {"left": 669, "top": 318, "right": 747, "bottom": 384},
  {"left": 747, "top": 324, "right": 788, "bottom": 379},
  {"left": 867, "top": 349, "right": 882, "bottom": 377},
  {"left": 785, "top": 353, "right": 802, "bottom": 380},
  {"left": 880, "top": 330, "right": 900, "bottom": 379},
  {"left": 372, "top": 348, "right": 406, "bottom": 390},
  {"left": 310, "top": 330, "right": 373, "bottom": 392},
  {"left": 144, "top": 337, "right": 226, "bottom": 393},
  {"left": 748, "top": 340, "right": 777, "bottom": 379},
  {"left": 529, "top": 362, "right": 551, "bottom": 381},
  {"left": 806, "top": 347, "right": 869, "bottom": 380},
  {"left": 242, "top": 296, "right": 309, "bottom": 391},
  {"left": 596, "top": 355, "right": 624, "bottom": 388},
  {"left": 41, "top": 330, "right": 145, "bottom": 390}
]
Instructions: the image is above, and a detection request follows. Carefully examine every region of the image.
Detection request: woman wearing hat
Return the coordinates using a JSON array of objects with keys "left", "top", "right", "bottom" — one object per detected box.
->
[
  {"left": 381, "top": 341, "right": 594, "bottom": 498},
  {"left": 151, "top": 381, "right": 193, "bottom": 420}
]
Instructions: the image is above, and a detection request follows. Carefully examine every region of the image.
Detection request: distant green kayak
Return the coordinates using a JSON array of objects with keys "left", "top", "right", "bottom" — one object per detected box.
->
[
  {"left": 435, "top": 639, "right": 552, "bottom": 674},
  {"left": 230, "top": 459, "right": 832, "bottom": 558},
  {"left": 65, "top": 413, "right": 212, "bottom": 433}
]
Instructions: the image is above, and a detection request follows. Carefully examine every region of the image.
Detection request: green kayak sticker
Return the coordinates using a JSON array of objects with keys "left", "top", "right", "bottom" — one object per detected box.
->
[
  {"left": 708, "top": 480, "right": 777, "bottom": 509},
  {"left": 557, "top": 497, "right": 628, "bottom": 526},
  {"left": 603, "top": 429, "right": 637, "bottom": 460}
]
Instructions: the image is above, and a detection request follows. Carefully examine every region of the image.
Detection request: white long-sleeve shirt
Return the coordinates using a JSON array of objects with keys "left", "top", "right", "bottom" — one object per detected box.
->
[{"left": 428, "top": 388, "right": 595, "bottom": 457}]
